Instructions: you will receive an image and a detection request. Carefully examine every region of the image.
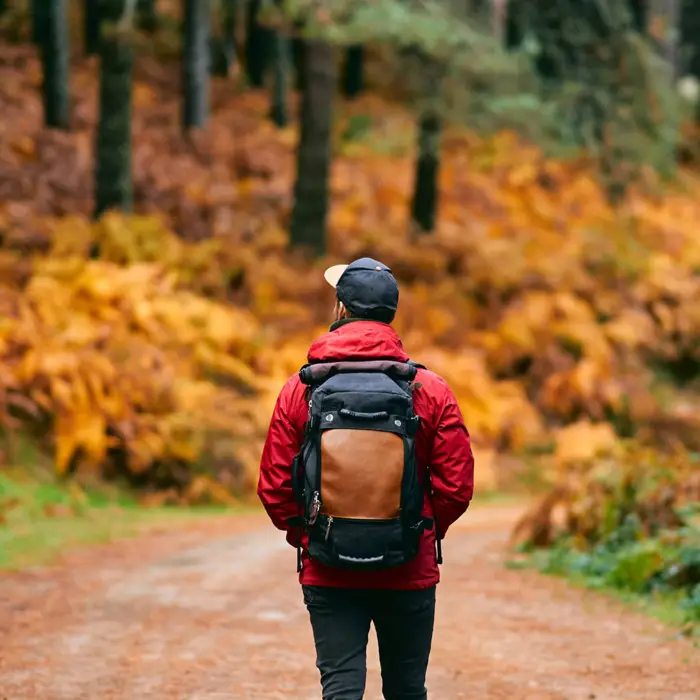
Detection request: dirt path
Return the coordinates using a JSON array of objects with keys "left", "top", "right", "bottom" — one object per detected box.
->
[{"left": 1, "top": 506, "right": 698, "bottom": 700}]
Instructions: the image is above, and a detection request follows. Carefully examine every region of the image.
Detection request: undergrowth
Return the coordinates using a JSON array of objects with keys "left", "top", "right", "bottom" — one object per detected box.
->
[
  {"left": 519, "top": 512, "right": 700, "bottom": 636},
  {"left": 511, "top": 444, "right": 700, "bottom": 635},
  {"left": 1, "top": 33, "right": 700, "bottom": 499},
  {"left": 0, "top": 436, "right": 236, "bottom": 570}
]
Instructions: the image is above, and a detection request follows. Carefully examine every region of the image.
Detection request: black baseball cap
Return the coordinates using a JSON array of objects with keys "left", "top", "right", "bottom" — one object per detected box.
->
[{"left": 324, "top": 257, "right": 399, "bottom": 321}]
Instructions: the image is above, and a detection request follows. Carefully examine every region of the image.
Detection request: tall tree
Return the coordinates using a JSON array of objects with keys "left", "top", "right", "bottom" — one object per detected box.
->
[
  {"left": 31, "top": 0, "right": 42, "bottom": 43},
  {"left": 628, "top": 0, "right": 648, "bottom": 32},
  {"left": 270, "top": 1, "right": 289, "bottom": 126},
  {"left": 245, "top": 0, "right": 272, "bottom": 87},
  {"left": 342, "top": 45, "right": 364, "bottom": 98},
  {"left": 680, "top": 0, "right": 700, "bottom": 120},
  {"left": 136, "top": 0, "right": 158, "bottom": 32},
  {"left": 680, "top": 0, "right": 699, "bottom": 70},
  {"left": 291, "top": 34, "right": 306, "bottom": 90},
  {"left": 406, "top": 47, "right": 445, "bottom": 233},
  {"left": 84, "top": 0, "right": 101, "bottom": 56},
  {"left": 211, "top": 0, "right": 238, "bottom": 77},
  {"left": 290, "top": 41, "right": 335, "bottom": 256},
  {"left": 95, "top": 0, "right": 134, "bottom": 218},
  {"left": 411, "top": 112, "right": 441, "bottom": 232},
  {"left": 182, "top": 0, "right": 211, "bottom": 130},
  {"left": 504, "top": 0, "right": 525, "bottom": 50},
  {"left": 38, "top": 0, "right": 70, "bottom": 129},
  {"left": 682, "top": 0, "right": 700, "bottom": 72},
  {"left": 531, "top": 0, "right": 674, "bottom": 200}
]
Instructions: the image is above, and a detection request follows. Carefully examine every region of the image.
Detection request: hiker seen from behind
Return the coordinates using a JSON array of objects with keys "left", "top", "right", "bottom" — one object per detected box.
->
[{"left": 258, "top": 257, "right": 475, "bottom": 700}]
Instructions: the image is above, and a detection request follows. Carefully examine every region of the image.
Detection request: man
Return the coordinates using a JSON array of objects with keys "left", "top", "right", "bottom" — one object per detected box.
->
[{"left": 258, "top": 257, "right": 474, "bottom": 700}]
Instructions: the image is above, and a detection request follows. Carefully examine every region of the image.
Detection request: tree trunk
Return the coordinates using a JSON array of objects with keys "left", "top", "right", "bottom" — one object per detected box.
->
[
  {"left": 31, "top": 0, "right": 42, "bottom": 43},
  {"left": 211, "top": 0, "right": 237, "bottom": 77},
  {"left": 270, "top": 23, "right": 289, "bottom": 126},
  {"left": 136, "top": 0, "right": 158, "bottom": 32},
  {"left": 291, "top": 34, "right": 306, "bottom": 90},
  {"left": 38, "top": 0, "right": 70, "bottom": 129},
  {"left": 84, "top": 0, "right": 101, "bottom": 56},
  {"left": 182, "top": 0, "right": 210, "bottom": 130},
  {"left": 531, "top": 1, "right": 571, "bottom": 81},
  {"left": 628, "top": 0, "right": 648, "bottom": 32},
  {"left": 290, "top": 41, "right": 335, "bottom": 256},
  {"left": 504, "top": 0, "right": 525, "bottom": 50},
  {"left": 342, "top": 45, "right": 364, "bottom": 99},
  {"left": 411, "top": 112, "right": 441, "bottom": 233},
  {"left": 681, "top": 0, "right": 700, "bottom": 72},
  {"left": 95, "top": 1, "right": 134, "bottom": 218},
  {"left": 679, "top": 0, "right": 700, "bottom": 121},
  {"left": 245, "top": 0, "right": 272, "bottom": 87}
]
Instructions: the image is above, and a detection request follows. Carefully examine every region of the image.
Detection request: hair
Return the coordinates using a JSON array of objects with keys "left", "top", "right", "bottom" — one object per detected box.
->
[
  {"left": 365, "top": 307, "right": 395, "bottom": 323},
  {"left": 336, "top": 295, "right": 395, "bottom": 324}
]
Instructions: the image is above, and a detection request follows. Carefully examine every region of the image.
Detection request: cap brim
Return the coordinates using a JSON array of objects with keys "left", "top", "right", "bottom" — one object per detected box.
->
[{"left": 323, "top": 264, "right": 348, "bottom": 289}]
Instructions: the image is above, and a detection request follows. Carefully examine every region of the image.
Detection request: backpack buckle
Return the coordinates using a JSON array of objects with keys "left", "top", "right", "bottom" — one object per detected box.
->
[
  {"left": 308, "top": 491, "right": 321, "bottom": 525},
  {"left": 407, "top": 415, "right": 421, "bottom": 435}
]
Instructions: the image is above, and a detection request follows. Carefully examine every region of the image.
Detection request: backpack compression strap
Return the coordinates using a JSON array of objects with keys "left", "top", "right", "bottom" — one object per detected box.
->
[{"left": 299, "top": 359, "right": 418, "bottom": 385}]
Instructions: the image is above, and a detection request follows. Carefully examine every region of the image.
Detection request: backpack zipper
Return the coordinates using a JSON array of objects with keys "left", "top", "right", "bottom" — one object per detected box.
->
[{"left": 324, "top": 516, "right": 334, "bottom": 541}]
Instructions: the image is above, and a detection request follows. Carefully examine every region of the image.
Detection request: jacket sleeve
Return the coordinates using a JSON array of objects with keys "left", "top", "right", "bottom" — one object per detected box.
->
[
  {"left": 257, "top": 376, "right": 305, "bottom": 539},
  {"left": 428, "top": 383, "right": 474, "bottom": 538}
]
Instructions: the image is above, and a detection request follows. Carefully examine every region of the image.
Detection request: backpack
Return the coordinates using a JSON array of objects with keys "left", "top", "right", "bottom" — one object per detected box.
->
[{"left": 288, "top": 358, "right": 442, "bottom": 572}]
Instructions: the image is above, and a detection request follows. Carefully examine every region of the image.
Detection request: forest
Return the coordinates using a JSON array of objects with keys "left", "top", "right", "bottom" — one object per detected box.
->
[{"left": 0, "top": 0, "right": 699, "bottom": 640}]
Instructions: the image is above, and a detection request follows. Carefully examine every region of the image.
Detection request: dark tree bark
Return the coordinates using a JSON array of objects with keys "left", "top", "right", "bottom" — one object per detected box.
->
[
  {"left": 342, "top": 45, "right": 364, "bottom": 98},
  {"left": 136, "top": 0, "right": 158, "bottom": 32},
  {"left": 84, "top": 0, "right": 101, "bottom": 56},
  {"left": 531, "top": 1, "right": 572, "bottom": 81},
  {"left": 270, "top": 24, "right": 290, "bottom": 126},
  {"left": 504, "top": 0, "right": 525, "bottom": 50},
  {"left": 680, "top": 0, "right": 700, "bottom": 120},
  {"left": 628, "top": 0, "right": 648, "bottom": 32},
  {"left": 291, "top": 34, "right": 306, "bottom": 90},
  {"left": 31, "top": 0, "right": 42, "bottom": 43},
  {"left": 411, "top": 112, "right": 441, "bottom": 233},
  {"left": 245, "top": 0, "right": 273, "bottom": 87},
  {"left": 182, "top": 0, "right": 210, "bottom": 130},
  {"left": 38, "top": 0, "right": 70, "bottom": 129},
  {"left": 681, "top": 0, "right": 700, "bottom": 73},
  {"left": 290, "top": 41, "right": 335, "bottom": 256},
  {"left": 95, "top": 0, "right": 134, "bottom": 218},
  {"left": 211, "top": 0, "right": 238, "bottom": 77}
]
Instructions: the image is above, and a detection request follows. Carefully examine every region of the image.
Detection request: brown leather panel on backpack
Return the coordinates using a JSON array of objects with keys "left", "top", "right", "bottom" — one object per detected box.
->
[{"left": 320, "top": 429, "right": 403, "bottom": 519}]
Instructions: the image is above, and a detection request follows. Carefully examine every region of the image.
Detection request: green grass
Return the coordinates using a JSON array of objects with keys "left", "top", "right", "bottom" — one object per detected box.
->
[
  {"left": 0, "top": 465, "right": 239, "bottom": 571},
  {"left": 507, "top": 552, "right": 695, "bottom": 635},
  {"left": 508, "top": 513, "right": 700, "bottom": 640}
]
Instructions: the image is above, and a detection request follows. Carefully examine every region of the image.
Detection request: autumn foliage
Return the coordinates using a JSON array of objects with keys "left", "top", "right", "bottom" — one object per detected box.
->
[{"left": 1, "top": 42, "right": 700, "bottom": 500}]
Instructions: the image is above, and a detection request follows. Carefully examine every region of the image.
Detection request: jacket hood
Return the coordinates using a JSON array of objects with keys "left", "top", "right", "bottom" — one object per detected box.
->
[{"left": 308, "top": 321, "right": 409, "bottom": 363}]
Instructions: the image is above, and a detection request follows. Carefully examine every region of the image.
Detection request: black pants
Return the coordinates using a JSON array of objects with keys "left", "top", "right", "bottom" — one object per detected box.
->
[{"left": 302, "top": 585, "right": 436, "bottom": 700}]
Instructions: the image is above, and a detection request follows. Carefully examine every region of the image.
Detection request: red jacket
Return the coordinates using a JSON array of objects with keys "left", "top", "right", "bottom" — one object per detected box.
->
[{"left": 257, "top": 320, "right": 475, "bottom": 589}]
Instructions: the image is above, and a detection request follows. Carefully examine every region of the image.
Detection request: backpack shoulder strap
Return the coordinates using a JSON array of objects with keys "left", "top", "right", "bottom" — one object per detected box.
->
[{"left": 407, "top": 359, "right": 427, "bottom": 371}]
